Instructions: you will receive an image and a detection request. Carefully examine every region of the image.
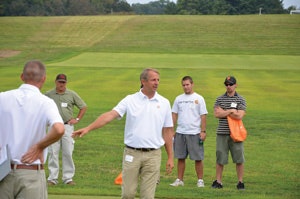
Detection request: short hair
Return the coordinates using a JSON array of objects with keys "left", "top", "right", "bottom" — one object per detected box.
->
[
  {"left": 140, "top": 68, "right": 160, "bottom": 88},
  {"left": 22, "top": 60, "right": 46, "bottom": 83},
  {"left": 182, "top": 76, "right": 193, "bottom": 84}
]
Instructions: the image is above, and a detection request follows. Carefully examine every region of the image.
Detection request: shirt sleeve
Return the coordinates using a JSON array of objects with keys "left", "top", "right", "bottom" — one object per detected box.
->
[
  {"left": 164, "top": 99, "right": 173, "bottom": 128},
  {"left": 199, "top": 96, "right": 208, "bottom": 115},
  {"left": 237, "top": 96, "right": 247, "bottom": 111},
  {"left": 113, "top": 95, "right": 129, "bottom": 118},
  {"left": 171, "top": 97, "right": 178, "bottom": 113},
  {"left": 46, "top": 98, "right": 63, "bottom": 126},
  {"left": 72, "top": 91, "right": 87, "bottom": 109}
]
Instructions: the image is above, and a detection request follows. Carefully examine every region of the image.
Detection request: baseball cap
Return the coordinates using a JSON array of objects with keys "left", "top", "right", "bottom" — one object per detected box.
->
[
  {"left": 56, "top": 74, "right": 67, "bottom": 82},
  {"left": 224, "top": 76, "right": 236, "bottom": 84}
]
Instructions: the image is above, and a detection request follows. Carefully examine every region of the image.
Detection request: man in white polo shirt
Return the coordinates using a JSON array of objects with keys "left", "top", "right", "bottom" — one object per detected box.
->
[
  {"left": 0, "top": 60, "right": 64, "bottom": 199},
  {"left": 72, "top": 68, "right": 174, "bottom": 199}
]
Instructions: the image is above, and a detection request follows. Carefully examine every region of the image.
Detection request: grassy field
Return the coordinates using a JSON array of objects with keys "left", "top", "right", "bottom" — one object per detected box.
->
[{"left": 0, "top": 15, "right": 300, "bottom": 199}]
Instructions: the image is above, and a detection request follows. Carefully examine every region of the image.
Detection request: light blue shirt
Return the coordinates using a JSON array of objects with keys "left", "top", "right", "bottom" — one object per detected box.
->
[{"left": 113, "top": 90, "right": 173, "bottom": 149}]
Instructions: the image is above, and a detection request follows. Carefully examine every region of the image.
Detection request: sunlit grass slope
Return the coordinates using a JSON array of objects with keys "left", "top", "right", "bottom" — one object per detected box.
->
[
  {"left": 0, "top": 15, "right": 299, "bottom": 67},
  {"left": 0, "top": 15, "right": 299, "bottom": 199}
]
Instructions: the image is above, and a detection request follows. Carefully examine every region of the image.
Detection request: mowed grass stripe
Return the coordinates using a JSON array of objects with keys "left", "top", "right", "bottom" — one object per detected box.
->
[
  {"left": 48, "top": 52, "right": 300, "bottom": 70},
  {"left": 92, "top": 15, "right": 300, "bottom": 55},
  {"left": 1, "top": 15, "right": 300, "bottom": 67},
  {"left": 0, "top": 15, "right": 299, "bottom": 199}
]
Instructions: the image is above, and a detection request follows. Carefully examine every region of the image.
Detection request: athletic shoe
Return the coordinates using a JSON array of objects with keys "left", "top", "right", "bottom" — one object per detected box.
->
[
  {"left": 237, "top": 181, "right": 245, "bottom": 190},
  {"left": 47, "top": 181, "right": 56, "bottom": 186},
  {"left": 211, "top": 180, "right": 223, "bottom": 189},
  {"left": 170, "top": 179, "right": 184, "bottom": 186},
  {"left": 66, "top": 181, "right": 76, "bottom": 185},
  {"left": 197, "top": 179, "right": 205, "bottom": 187}
]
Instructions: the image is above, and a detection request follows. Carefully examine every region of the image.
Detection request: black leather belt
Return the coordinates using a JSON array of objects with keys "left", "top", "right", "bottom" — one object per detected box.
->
[
  {"left": 126, "top": 145, "right": 156, "bottom": 152},
  {"left": 64, "top": 121, "right": 69, "bottom": 124}
]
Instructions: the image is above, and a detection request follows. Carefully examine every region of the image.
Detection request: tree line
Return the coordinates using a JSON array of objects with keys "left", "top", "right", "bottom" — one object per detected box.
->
[{"left": 0, "top": 0, "right": 294, "bottom": 16}]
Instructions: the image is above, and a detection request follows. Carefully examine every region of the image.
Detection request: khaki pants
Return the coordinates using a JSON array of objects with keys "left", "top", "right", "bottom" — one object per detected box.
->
[
  {"left": 0, "top": 168, "right": 47, "bottom": 199},
  {"left": 122, "top": 147, "right": 161, "bottom": 199},
  {"left": 48, "top": 124, "right": 75, "bottom": 184}
]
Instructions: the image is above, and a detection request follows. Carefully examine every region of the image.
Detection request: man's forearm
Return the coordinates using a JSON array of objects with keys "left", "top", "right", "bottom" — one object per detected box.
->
[
  {"left": 39, "top": 123, "right": 64, "bottom": 149},
  {"left": 163, "top": 127, "right": 174, "bottom": 157},
  {"left": 214, "top": 107, "right": 235, "bottom": 118}
]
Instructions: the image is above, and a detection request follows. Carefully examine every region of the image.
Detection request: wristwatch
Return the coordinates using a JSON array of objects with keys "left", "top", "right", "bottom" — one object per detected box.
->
[{"left": 76, "top": 118, "right": 80, "bottom": 121}]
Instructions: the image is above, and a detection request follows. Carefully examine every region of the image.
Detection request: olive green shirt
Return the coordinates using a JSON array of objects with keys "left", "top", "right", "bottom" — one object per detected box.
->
[{"left": 45, "top": 89, "right": 86, "bottom": 123}]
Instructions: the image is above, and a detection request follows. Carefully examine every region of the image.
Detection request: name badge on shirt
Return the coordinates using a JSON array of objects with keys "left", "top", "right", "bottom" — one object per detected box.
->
[
  {"left": 125, "top": 155, "right": 133, "bottom": 162},
  {"left": 230, "top": 102, "right": 237, "bottom": 108},
  {"left": 61, "top": 102, "right": 68, "bottom": 108}
]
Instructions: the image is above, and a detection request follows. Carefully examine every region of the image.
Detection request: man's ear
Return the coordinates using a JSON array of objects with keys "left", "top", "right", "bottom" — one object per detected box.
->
[
  {"left": 20, "top": 73, "right": 24, "bottom": 81},
  {"left": 41, "top": 75, "right": 46, "bottom": 84}
]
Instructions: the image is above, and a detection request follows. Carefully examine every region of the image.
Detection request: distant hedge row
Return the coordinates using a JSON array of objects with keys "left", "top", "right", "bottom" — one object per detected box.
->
[{"left": 0, "top": 0, "right": 292, "bottom": 16}]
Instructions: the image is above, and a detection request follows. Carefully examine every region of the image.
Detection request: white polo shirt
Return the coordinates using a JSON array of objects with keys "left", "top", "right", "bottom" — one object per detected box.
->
[
  {"left": 172, "top": 92, "right": 208, "bottom": 135},
  {"left": 0, "top": 84, "right": 63, "bottom": 164},
  {"left": 113, "top": 90, "right": 173, "bottom": 149}
]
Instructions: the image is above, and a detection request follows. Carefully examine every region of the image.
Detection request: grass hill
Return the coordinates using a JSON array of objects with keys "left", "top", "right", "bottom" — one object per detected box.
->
[{"left": 0, "top": 15, "right": 299, "bottom": 199}]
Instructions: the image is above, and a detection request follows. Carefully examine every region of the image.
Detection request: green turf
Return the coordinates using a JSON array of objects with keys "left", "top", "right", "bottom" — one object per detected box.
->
[
  {"left": 48, "top": 53, "right": 299, "bottom": 69},
  {"left": 0, "top": 15, "right": 299, "bottom": 199}
]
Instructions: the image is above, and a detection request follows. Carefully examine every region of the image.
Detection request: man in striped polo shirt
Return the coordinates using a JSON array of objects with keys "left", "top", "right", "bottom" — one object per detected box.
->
[{"left": 211, "top": 76, "right": 247, "bottom": 190}]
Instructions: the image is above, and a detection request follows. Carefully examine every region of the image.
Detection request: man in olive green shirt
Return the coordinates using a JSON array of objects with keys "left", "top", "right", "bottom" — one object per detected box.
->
[{"left": 46, "top": 74, "right": 87, "bottom": 185}]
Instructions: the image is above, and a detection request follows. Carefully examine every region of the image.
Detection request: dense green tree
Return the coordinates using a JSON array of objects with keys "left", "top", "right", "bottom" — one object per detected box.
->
[
  {"left": 44, "top": 0, "right": 66, "bottom": 16},
  {"left": 113, "top": 0, "right": 132, "bottom": 13},
  {"left": 262, "top": 0, "right": 285, "bottom": 14},
  {"left": 197, "top": 0, "right": 214, "bottom": 14},
  {"left": 0, "top": 0, "right": 131, "bottom": 16},
  {"left": 177, "top": 0, "right": 200, "bottom": 14},
  {"left": 0, "top": 0, "right": 288, "bottom": 16},
  {"left": 66, "top": 0, "right": 97, "bottom": 15},
  {"left": 164, "top": 2, "right": 177, "bottom": 14},
  {"left": 176, "top": 0, "right": 285, "bottom": 15},
  {"left": 212, "top": 0, "right": 231, "bottom": 15},
  {"left": 6, "top": 0, "right": 27, "bottom": 16},
  {"left": 132, "top": 0, "right": 172, "bottom": 14}
]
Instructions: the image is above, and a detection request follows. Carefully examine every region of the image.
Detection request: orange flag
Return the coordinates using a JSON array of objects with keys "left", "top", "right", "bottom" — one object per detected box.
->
[{"left": 114, "top": 172, "right": 122, "bottom": 185}]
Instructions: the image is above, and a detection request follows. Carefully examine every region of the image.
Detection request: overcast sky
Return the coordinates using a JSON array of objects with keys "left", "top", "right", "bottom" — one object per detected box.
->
[
  {"left": 283, "top": 0, "right": 300, "bottom": 8},
  {"left": 126, "top": 0, "right": 300, "bottom": 8}
]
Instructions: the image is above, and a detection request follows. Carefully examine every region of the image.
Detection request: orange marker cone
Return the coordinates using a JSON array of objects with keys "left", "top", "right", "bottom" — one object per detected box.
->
[{"left": 114, "top": 172, "right": 122, "bottom": 185}]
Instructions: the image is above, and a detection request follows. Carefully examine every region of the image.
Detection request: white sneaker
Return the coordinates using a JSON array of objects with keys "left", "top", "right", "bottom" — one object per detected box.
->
[
  {"left": 197, "top": 179, "right": 205, "bottom": 187},
  {"left": 170, "top": 179, "right": 184, "bottom": 186}
]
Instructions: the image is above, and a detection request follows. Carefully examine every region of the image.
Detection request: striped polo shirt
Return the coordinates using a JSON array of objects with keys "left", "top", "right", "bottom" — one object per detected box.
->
[{"left": 214, "top": 92, "right": 246, "bottom": 135}]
